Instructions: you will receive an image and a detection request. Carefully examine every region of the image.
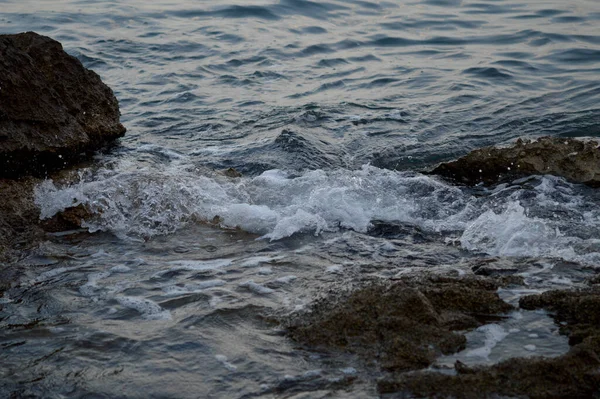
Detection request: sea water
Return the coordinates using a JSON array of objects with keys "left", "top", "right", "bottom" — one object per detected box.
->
[{"left": 1, "top": 0, "right": 600, "bottom": 397}]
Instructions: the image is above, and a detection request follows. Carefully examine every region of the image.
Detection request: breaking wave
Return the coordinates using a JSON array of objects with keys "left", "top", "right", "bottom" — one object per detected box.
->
[{"left": 35, "top": 162, "right": 600, "bottom": 265}]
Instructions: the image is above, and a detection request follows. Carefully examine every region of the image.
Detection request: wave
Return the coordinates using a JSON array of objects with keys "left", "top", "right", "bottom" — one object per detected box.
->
[{"left": 34, "top": 162, "right": 600, "bottom": 264}]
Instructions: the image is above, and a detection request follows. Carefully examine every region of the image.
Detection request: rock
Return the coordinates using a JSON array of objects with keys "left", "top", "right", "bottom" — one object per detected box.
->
[
  {"left": 0, "top": 32, "right": 125, "bottom": 261},
  {"left": 40, "top": 203, "right": 93, "bottom": 233},
  {"left": 520, "top": 287, "right": 600, "bottom": 345},
  {"left": 430, "top": 136, "right": 600, "bottom": 186},
  {"left": 0, "top": 32, "right": 126, "bottom": 178},
  {"left": 379, "top": 344, "right": 600, "bottom": 399},
  {"left": 0, "top": 178, "right": 45, "bottom": 262},
  {"left": 285, "top": 276, "right": 513, "bottom": 372},
  {"left": 380, "top": 287, "right": 600, "bottom": 398},
  {"left": 222, "top": 167, "right": 242, "bottom": 178}
]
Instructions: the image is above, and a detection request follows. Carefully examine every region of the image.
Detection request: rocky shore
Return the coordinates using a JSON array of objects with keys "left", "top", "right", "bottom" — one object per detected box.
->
[
  {"left": 378, "top": 284, "right": 600, "bottom": 398},
  {"left": 286, "top": 275, "right": 513, "bottom": 373},
  {"left": 2, "top": 32, "right": 600, "bottom": 399},
  {"left": 0, "top": 32, "right": 125, "bottom": 262},
  {"left": 431, "top": 136, "right": 600, "bottom": 186},
  {"left": 283, "top": 272, "right": 600, "bottom": 398}
]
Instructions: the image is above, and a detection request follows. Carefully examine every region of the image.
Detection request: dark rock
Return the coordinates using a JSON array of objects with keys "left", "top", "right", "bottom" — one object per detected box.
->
[
  {"left": 520, "top": 287, "right": 600, "bottom": 345},
  {"left": 0, "top": 32, "right": 126, "bottom": 260},
  {"left": 0, "top": 31, "right": 125, "bottom": 178},
  {"left": 40, "top": 203, "right": 93, "bottom": 233},
  {"left": 0, "top": 178, "right": 45, "bottom": 262},
  {"left": 222, "top": 167, "right": 242, "bottom": 178},
  {"left": 379, "top": 344, "right": 600, "bottom": 399},
  {"left": 430, "top": 136, "right": 600, "bottom": 186},
  {"left": 380, "top": 287, "right": 600, "bottom": 398},
  {"left": 285, "top": 276, "right": 513, "bottom": 373}
]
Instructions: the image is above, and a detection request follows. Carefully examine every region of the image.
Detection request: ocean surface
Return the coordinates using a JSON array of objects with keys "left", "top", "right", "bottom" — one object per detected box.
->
[{"left": 1, "top": 0, "right": 600, "bottom": 397}]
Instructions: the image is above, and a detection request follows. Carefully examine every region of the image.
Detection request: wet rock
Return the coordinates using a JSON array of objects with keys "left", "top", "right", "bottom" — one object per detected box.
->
[
  {"left": 520, "top": 287, "right": 600, "bottom": 345},
  {"left": 222, "top": 167, "right": 242, "bottom": 178},
  {"left": 285, "top": 276, "right": 513, "bottom": 373},
  {"left": 431, "top": 136, "right": 600, "bottom": 186},
  {"left": 0, "top": 31, "right": 125, "bottom": 178},
  {"left": 0, "top": 32, "right": 126, "bottom": 260},
  {"left": 380, "top": 287, "right": 600, "bottom": 398},
  {"left": 40, "top": 204, "right": 93, "bottom": 233},
  {"left": 0, "top": 178, "right": 45, "bottom": 262}
]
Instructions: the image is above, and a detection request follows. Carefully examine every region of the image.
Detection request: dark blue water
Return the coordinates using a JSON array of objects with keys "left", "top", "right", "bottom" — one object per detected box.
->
[{"left": 2, "top": 1, "right": 600, "bottom": 397}]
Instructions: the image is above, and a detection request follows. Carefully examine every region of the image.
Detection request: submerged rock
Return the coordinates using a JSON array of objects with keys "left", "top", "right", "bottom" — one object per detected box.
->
[
  {"left": 379, "top": 287, "right": 600, "bottom": 398},
  {"left": 0, "top": 31, "right": 125, "bottom": 178},
  {"left": 431, "top": 136, "right": 600, "bottom": 186},
  {"left": 285, "top": 276, "right": 513, "bottom": 372}
]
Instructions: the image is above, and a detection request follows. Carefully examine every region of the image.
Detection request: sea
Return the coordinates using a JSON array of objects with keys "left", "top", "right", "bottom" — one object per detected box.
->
[{"left": 1, "top": 0, "right": 600, "bottom": 397}]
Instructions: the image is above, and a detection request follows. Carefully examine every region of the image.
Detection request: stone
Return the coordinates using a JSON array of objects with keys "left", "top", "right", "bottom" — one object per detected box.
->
[
  {"left": 285, "top": 276, "right": 513, "bottom": 373},
  {"left": 380, "top": 287, "right": 600, "bottom": 398},
  {"left": 0, "top": 178, "right": 44, "bottom": 262},
  {"left": 0, "top": 31, "right": 125, "bottom": 178},
  {"left": 0, "top": 32, "right": 125, "bottom": 261},
  {"left": 430, "top": 136, "right": 600, "bottom": 186}
]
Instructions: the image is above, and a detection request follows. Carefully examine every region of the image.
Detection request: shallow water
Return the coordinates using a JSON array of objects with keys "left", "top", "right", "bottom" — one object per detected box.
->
[{"left": 1, "top": 0, "right": 600, "bottom": 397}]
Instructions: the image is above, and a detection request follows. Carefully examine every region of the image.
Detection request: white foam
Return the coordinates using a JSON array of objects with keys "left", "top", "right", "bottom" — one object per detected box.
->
[
  {"left": 239, "top": 256, "right": 283, "bottom": 268},
  {"left": 215, "top": 354, "right": 237, "bottom": 372},
  {"left": 110, "top": 265, "right": 132, "bottom": 273},
  {"left": 116, "top": 296, "right": 171, "bottom": 320},
  {"left": 273, "top": 275, "right": 297, "bottom": 284},
  {"left": 153, "top": 259, "right": 233, "bottom": 278},
  {"left": 80, "top": 271, "right": 111, "bottom": 297},
  {"left": 34, "top": 165, "right": 469, "bottom": 241},
  {"left": 325, "top": 265, "right": 342, "bottom": 273},
  {"left": 163, "top": 279, "right": 226, "bottom": 295},
  {"left": 465, "top": 324, "right": 508, "bottom": 360},
  {"left": 239, "top": 280, "right": 274, "bottom": 295},
  {"left": 33, "top": 164, "right": 600, "bottom": 264},
  {"left": 0, "top": 296, "right": 13, "bottom": 304},
  {"left": 257, "top": 267, "right": 273, "bottom": 275}
]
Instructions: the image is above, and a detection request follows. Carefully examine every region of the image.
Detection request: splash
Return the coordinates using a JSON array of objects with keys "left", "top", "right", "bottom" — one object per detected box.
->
[{"left": 34, "top": 163, "right": 600, "bottom": 264}]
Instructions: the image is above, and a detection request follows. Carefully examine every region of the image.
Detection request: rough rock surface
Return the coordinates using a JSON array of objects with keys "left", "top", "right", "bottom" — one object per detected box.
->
[
  {"left": 0, "top": 32, "right": 125, "bottom": 261},
  {"left": 285, "top": 276, "right": 513, "bottom": 372},
  {"left": 379, "top": 287, "right": 600, "bottom": 398},
  {"left": 0, "top": 178, "right": 44, "bottom": 262},
  {"left": 0, "top": 31, "right": 125, "bottom": 178},
  {"left": 431, "top": 136, "right": 600, "bottom": 186}
]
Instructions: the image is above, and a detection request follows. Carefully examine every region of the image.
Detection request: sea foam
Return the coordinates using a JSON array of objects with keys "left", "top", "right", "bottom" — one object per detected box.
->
[{"left": 34, "top": 163, "right": 600, "bottom": 264}]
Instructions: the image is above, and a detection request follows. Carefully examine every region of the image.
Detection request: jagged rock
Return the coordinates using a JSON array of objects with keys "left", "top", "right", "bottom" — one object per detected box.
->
[
  {"left": 222, "top": 167, "right": 242, "bottom": 178},
  {"left": 520, "top": 287, "right": 600, "bottom": 345},
  {"left": 431, "top": 136, "right": 600, "bottom": 186},
  {"left": 379, "top": 287, "right": 600, "bottom": 398},
  {"left": 40, "top": 204, "right": 93, "bottom": 233},
  {"left": 0, "top": 31, "right": 125, "bottom": 178},
  {"left": 0, "top": 32, "right": 125, "bottom": 260},
  {"left": 285, "top": 276, "right": 513, "bottom": 372}
]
